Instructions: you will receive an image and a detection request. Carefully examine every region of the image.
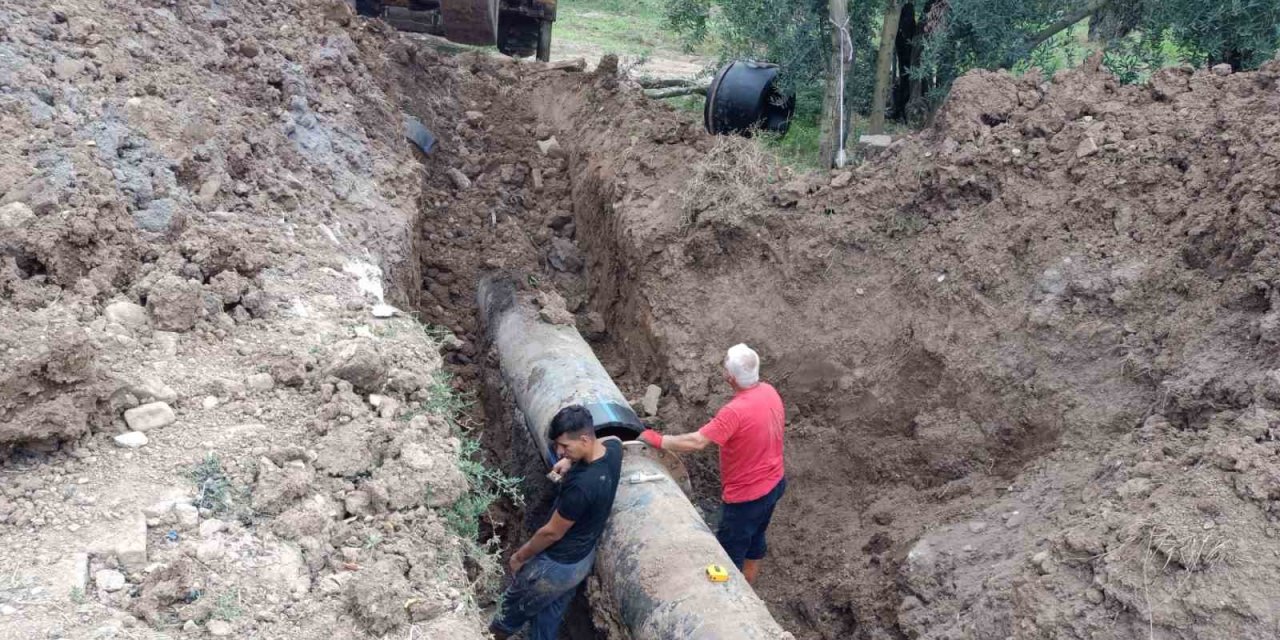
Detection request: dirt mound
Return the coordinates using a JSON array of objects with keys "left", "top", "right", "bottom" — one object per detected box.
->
[
  {"left": 476, "top": 52, "right": 1280, "bottom": 638},
  {"left": 0, "top": 1, "right": 492, "bottom": 638}
]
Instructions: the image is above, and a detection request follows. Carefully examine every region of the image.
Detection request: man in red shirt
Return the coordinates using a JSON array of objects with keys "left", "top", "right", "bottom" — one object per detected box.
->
[{"left": 639, "top": 343, "right": 786, "bottom": 584}]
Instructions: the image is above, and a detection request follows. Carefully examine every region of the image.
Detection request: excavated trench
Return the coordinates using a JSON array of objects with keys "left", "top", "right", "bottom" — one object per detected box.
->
[
  {"left": 386, "top": 43, "right": 1217, "bottom": 640},
  {"left": 386, "top": 52, "right": 889, "bottom": 638}
]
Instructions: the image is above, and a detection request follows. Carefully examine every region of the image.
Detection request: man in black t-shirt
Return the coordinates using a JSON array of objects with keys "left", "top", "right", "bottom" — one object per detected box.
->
[{"left": 490, "top": 405, "right": 622, "bottom": 640}]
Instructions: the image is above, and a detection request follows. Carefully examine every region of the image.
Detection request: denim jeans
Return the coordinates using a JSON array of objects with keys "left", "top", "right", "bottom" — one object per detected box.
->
[
  {"left": 491, "top": 550, "right": 595, "bottom": 640},
  {"left": 716, "top": 477, "right": 787, "bottom": 568}
]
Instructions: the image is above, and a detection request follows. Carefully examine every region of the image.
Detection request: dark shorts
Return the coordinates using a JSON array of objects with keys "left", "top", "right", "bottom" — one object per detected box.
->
[{"left": 716, "top": 477, "right": 787, "bottom": 568}]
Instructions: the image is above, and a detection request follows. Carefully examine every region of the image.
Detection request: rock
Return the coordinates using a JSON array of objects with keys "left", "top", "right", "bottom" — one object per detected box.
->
[
  {"left": 858, "top": 134, "right": 892, "bottom": 148},
  {"left": 464, "top": 110, "right": 484, "bottom": 123},
  {"left": 578, "top": 311, "right": 607, "bottom": 341},
  {"left": 0, "top": 202, "right": 34, "bottom": 229},
  {"left": 212, "top": 379, "right": 247, "bottom": 399},
  {"left": 116, "top": 512, "right": 148, "bottom": 570},
  {"left": 104, "top": 301, "right": 149, "bottom": 329},
  {"left": 195, "top": 540, "right": 223, "bottom": 562},
  {"left": 641, "top": 385, "right": 662, "bottom": 417},
  {"left": 537, "top": 136, "right": 565, "bottom": 158},
  {"left": 539, "top": 306, "right": 575, "bottom": 326},
  {"left": 206, "top": 620, "right": 233, "bottom": 636},
  {"left": 50, "top": 553, "right": 89, "bottom": 596},
  {"left": 183, "top": 620, "right": 199, "bottom": 633},
  {"left": 147, "top": 275, "right": 203, "bottom": 332},
  {"left": 173, "top": 504, "right": 200, "bottom": 530},
  {"left": 246, "top": 373, "right": 275, "bottom": 393},
  {"left": 1117, "top": 477, "right": 1154, "bottom": 499},
  {"left": 830, "top": 171, "right": 852, "bottom": 188},
  {"left": 967, "top": 521, "right": 987, "bottom": 534},
  {"left": 207, "top": 271, "right": 246, "bottom": 305},
  {"left": 1085, "top": 588, "right": 1105, "bottom": 604},
  {"left": 196, "top": 177, "right": 222, "bottom": 205},
  {"left": 198, "top": 519, "right": 226, "bottom": 538},
  {"left": 1004, "top": 511, "right": 1025, "bottom": 528},
  {"left": 202, "top": 396, "right": 219, "bottom": 410},
  {"left": 124, "top": 402, "right": 176, "bottom": 432},
  {"left": 238, "top": 39, "right": 261, "bottom": 58},
  {"left": 142, "top": 500, "right": 177, "bottom": 518},
  {"left": 134, "top": 198, "right": 179, "bottom": 232},
  {"left": 325, "top": 340, "right": 387, "bottom": 392},
  {"left": 547, "top": 237, "right": 584, "bottom": 273},
  {"left": 53, "top": 56, "right": 85, "bottom": 79},
  {"left": 95, "top": 569, "right": 126, "bottom": 592},
  {"left": 113, "top": 432, "right": 149, "bottom": 448},
  {"left": 0, "top": 604, "right": 15, "bottom": 616},
  {"left": 445, "top": 168, "right": 471, "bottom": 190},
  {"left": 128, "top": 379, "right": 178, "bottom": 404},
  {"left": 1212, "top": 63, "right": 1233, "bottom": 76},
  {"left": 1076, "top": 136, "right": 1099, "bottom": 158}
]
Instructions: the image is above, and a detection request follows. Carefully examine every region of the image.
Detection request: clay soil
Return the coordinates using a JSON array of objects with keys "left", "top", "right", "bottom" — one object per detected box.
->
[{"left": 2, "top": 1, "right": 1280, "bottom": 639}]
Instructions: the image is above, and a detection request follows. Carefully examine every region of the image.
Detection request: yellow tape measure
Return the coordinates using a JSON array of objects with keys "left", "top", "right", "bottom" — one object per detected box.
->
[{"left": 705, "top": 564, "right": 730, "bottom": 583}]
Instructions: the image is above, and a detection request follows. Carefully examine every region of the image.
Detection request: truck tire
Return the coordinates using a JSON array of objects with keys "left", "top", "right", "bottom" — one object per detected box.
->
[{"left": 536, "top": 20, "right": 552, "bottom": 62}]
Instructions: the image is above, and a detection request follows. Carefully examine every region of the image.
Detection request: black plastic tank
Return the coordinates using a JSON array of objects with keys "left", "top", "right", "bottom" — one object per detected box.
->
[{"left": 704, "top": 60, "right": 796, "bottom": 137}]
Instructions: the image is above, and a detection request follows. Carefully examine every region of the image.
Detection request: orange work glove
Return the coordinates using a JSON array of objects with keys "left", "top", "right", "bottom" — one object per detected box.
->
[{"left": 639, "top": 429, "right": 663, "bottom": 449}]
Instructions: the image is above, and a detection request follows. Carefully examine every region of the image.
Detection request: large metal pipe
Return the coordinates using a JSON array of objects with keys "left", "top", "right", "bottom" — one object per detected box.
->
[{"left": 478, "top": 274, "right": 789, "bottom": 640}]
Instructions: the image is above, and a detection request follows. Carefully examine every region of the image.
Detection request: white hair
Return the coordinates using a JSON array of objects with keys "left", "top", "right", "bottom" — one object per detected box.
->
[{"left": 724, "top": 344, "right": 760, "bottom": 388}]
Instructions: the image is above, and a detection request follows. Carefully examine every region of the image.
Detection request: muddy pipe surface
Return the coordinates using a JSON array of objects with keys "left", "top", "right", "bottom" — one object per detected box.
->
[
  {"left": 478, "top": 275, "right": 644, "bottom": 466},
  {"left": 478, "top": 275, "right": 789, "bottom": 639}
]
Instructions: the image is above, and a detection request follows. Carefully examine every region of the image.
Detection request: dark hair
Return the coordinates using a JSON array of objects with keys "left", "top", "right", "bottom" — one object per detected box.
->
[{"left": 549, "top": 405, "right": 595, "bottom": 441}]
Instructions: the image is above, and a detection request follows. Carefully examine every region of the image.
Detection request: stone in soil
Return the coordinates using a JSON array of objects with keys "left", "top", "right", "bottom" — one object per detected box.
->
[
  {"left": 198, "top": 518, "right": 226, "bottom": 538},
  {"left": 642, "top": 384, "right": 662, "bottom": 417},
  {"left": 114, "top": 432, "right": 149, "bottom": 448},
  {"left": 147, "top": 275, "right": 203, "bottom": 332},
  {"left": 104, "top": 301, "right": 149, "bottom": 329},
  {"left": 95, "top": 569, "right": 126, "bottom": 592},
  {"left": 124, "top": 402, "right": 176, "bottom": 432},
  {"left": 173, "top": 503, "right": 199, "bottom": 530},
  {"left": 206, "top": 620, "right": 233, "bottom": 636},
  {"left": 325, "top": 340, "right": 388, "bottom": 392},
  {"left": 246, "top": 372, "right": 275, "bottom": 393},
  {"left": 0, "top": 202, "right": 35, "bottom": 229}
]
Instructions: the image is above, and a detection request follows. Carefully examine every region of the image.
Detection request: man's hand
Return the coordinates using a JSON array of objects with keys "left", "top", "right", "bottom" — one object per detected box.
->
[
  {"left": 552, "top": 457, "right": 572, "bottom": 476},
  {"left": 509, "top": 552, "right": 527, "bottom": 576},
  {"left": 639, "top": 429, "right": 664, "bottom": 449}
]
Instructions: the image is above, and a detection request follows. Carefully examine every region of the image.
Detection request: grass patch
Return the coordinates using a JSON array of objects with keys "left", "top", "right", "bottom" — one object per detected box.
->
[
  {"left": 69, "top": 586, "right": 85, "bottom": 604},
  {"left": 421, "top": 374, "right": 524, "bottom": 594},
  {"left": 186, "top": 454, "right": 249, "bottom": 521},
  {"left": 397, "top": 370, "right": 477, "bottom": 430},
  {"left": 211, "top": 589, "right": 243, "bottom": 622},
  {"left": 758, "top": 115, "right": 823, "bottom": 172},
  {"left": 678, "top": 135, "right": 789, "bottom": 227},
  {"left": 556, "top": 0, "right": 687, "bottom": 56}
]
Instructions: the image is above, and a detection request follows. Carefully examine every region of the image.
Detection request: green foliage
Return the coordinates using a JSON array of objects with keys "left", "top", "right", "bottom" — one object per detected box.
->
[
  {"left": 663, "top": 0, "right": 879, "bottom": 108},
  {"left": 669, "top": 0, "right": 1280, "bottom": 150},
  {"left": 186, "top": 454, "right": 248, "bottom": 520},
  {"left": 1142, "top": 0, "right": 1280, "bottom": 68},
  {"left": 211, "top": 589, "right": 243, "bottom": 622}
]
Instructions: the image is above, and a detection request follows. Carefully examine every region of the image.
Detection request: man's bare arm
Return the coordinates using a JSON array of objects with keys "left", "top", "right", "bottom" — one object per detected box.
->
[{"left": 653, "top": 431, "right": 713, "bottom": 453}]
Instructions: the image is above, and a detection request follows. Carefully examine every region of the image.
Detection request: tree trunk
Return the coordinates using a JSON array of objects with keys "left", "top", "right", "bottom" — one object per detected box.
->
[
  {"left": 1004, "top": 0, "right": 1112, "bottom": 67},
  {"left": 906, "top": 0, "right": 933, "bottom": 125},
  {"left": 819, "top": 0, "right": 850, "bottom": 168},
  {"left": 891, "top": 3, "right": 916, "bottom": 120},
  {"left": 868, "top": 0, "right": 903, "bottom": 135},
  {"left": 643, "top": 85, "right": 707, "bottom": 99}
]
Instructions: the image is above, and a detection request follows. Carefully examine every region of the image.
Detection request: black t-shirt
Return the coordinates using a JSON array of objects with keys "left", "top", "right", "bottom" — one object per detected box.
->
[{"left": 545, "top": 439, "right": 623, "bottom": 564}]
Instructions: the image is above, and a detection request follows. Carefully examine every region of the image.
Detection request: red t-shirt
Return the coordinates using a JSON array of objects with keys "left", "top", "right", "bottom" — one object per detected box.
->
[{"left": 698, "top": 383, "right": 785, "bottom": 503}]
